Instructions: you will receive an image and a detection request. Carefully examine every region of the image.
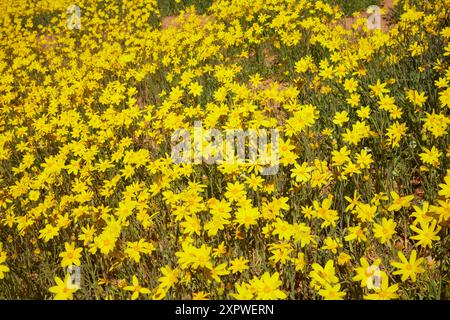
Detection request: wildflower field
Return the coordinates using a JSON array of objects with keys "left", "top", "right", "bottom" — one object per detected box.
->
[{"left": 0, "top": 0, "right": 449, "bottom": 300}]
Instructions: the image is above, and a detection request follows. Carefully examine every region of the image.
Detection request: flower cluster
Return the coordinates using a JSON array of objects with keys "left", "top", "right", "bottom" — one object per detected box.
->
[{"left": 0, "top": 0, "right": 449, "bottom": 300}]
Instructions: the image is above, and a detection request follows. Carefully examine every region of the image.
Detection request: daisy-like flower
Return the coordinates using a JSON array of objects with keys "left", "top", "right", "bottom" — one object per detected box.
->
[
  {"left": 391, "top": 250, "right": 425, "bottom": 282},
  {"left": 123, "top": 276, "right": 151, "bottom": 300}
]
